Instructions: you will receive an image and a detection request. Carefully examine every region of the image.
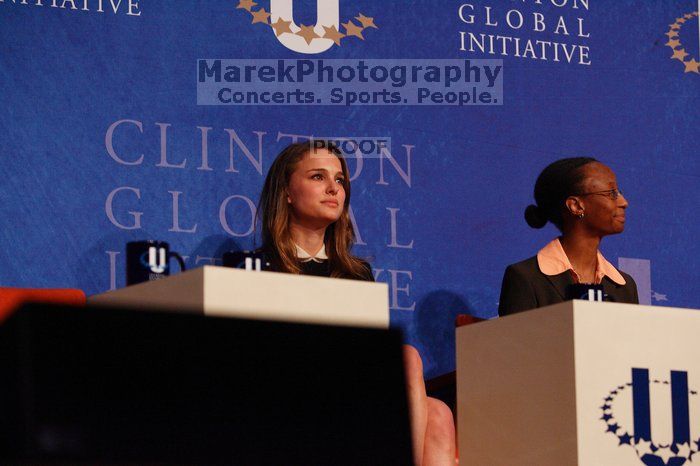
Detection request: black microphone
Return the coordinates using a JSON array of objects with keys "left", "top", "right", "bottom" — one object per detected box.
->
[
  {"left": 566, "top": 283, "right": 606, "bottom": 302},
  {"left": 222, "top": 250, "right": 270, "bottom": 271}
]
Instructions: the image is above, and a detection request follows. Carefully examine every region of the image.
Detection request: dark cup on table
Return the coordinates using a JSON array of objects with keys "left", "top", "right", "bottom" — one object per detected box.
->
[
  {"left": 126, "top": 240, "right": 186, "bottom": 286},
  {"left": 222, "top": 250, "right": 269, "bottom": 271},
  {"left": 567, "top": 283, "right": 606, "bottom": 302}
]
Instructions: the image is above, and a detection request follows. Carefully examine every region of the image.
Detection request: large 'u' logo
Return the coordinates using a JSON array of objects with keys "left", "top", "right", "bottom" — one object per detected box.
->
[
  {"left": 602, "top": 368, "right": 699, "bottom": 466},
  {"left": 140, "top": 246, "right": 167, "bottom": 274},
  {"left": 631, "top": 369, "right": 694, "bottom": 466},
  {"left": 269, "top": 0, "right": 339, "bottom": 54}
]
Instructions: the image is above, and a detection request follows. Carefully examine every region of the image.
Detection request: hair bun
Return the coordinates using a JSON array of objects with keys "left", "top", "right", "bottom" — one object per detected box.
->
[{"left": 524, "top": 204, "right": 547, "bottom": 229}]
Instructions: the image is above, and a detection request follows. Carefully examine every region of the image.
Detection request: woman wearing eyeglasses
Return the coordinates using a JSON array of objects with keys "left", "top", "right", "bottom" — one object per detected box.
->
[{"left": 498, "top": 157, "right": 639, "bottom": 316}]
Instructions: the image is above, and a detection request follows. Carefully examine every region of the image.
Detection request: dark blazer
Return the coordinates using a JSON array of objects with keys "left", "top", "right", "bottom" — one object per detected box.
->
[
  {"left": 498, "top": 256, "right": 639, "bottom": 317},
  {"left": 298, "top": 259, "right": 374, "bottom": 282},
  {"left": 255, "top": 247, "right": 374, "bottom": 282}
]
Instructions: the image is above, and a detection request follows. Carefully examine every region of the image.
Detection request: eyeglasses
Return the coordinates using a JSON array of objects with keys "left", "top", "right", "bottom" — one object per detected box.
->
[{"left": 576, "top": 188, "right": 623, "bottom": 200}]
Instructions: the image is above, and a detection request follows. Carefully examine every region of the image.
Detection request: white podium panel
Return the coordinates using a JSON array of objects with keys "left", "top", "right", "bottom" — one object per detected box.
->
[
  {"left": 456, "top": 300, "right": 700, "bottom": 466},
  {"left": 88, "top": 266, "right": 389, "bottom": 328}
]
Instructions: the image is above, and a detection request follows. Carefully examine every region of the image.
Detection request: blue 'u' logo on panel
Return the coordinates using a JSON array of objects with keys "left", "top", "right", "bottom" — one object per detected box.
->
[{"left": 601, "top": 368, "right": 698, "bottom": 466}]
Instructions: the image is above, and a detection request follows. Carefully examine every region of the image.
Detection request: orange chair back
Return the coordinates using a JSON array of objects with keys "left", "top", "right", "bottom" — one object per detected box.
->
[
  {"left": 0, "top": 287, "right": 86, "bottom": 323},
  {"left": 455, "top": 314, "right": 485, "bottom": 327}
]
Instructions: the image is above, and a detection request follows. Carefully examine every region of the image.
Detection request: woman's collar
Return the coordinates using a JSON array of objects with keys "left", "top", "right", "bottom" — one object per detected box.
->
[{"left": 295, "top": 243, "right": 328, "bottom": 263}]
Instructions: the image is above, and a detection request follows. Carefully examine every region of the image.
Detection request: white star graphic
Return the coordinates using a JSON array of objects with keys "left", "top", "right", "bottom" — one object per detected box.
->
[
  {"left": 676, "top": 442, "right": 691, "bottom": 457},
  {"left": 655, "top": 446, "right": 674, "bottom": 462},
  {"left": 635, "top": 439, "right": 653, "bottom": 456}
]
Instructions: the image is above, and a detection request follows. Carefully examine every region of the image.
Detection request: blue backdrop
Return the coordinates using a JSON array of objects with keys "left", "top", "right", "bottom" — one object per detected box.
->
[{"left": 2, "top": 0, "right": 698, "bottom": 378}]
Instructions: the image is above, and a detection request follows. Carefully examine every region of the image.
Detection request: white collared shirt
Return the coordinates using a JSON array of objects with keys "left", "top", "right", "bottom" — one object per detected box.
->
[{"left": 295, "top": 244, "right": 328, "bottom": 263}]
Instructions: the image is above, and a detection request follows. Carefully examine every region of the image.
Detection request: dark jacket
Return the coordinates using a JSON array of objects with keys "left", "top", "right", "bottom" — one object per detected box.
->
[
  {"left": 297, "top": 259, "right": 374, "bottom": 282},
  {"left": 498, "top": 256, "right": 639, "bottom": 316}
]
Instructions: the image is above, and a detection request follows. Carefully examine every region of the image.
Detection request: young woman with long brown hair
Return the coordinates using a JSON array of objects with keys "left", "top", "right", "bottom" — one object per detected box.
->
[
  {"left": 258, "top": 140, "right": 456, "bottom": 465},
  {"left": 258, "top": 140, "right": 372, "bottom": 280}
]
